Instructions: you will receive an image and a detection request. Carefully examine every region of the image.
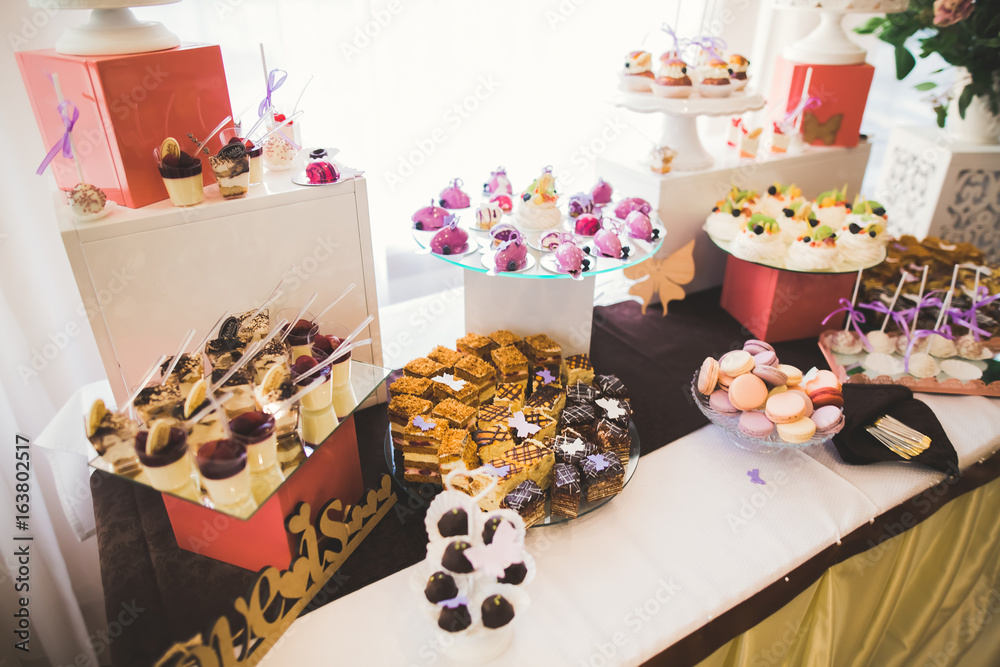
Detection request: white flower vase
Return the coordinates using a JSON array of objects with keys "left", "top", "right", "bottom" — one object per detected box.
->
[{"left": 946, "top": 69, "right": 1000, "bottom": 145}]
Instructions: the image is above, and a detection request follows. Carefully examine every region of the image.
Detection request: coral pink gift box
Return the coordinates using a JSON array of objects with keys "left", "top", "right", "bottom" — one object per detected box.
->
[
  {"left": 768, "top": 56, "right": 874, "bottom": 149},
  {"left": 17, "top": 44, "right": 232, "bottom": 209},
  {"left": 720, "top": 256, "right": 856, "bottom": 343}
]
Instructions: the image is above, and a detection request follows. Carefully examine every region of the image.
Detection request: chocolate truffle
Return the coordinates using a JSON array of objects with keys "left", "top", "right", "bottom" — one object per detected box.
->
[
  {"left": 437, "top": 508, "right": 469, "bottom": 538},
  {"left": 498, "top": 562, "right": 527, "bottom": 585},
  {"left": 441, "top": 540, "right": 474, "bottom": 573},
  {"left": 482, "top": 517, "right": 514, "bottom": 545},
  {"left": 438, "top": 604, "right": 473, "bottom": 632},
  {"left": 424, "top": 572, "right": 458, "bottom": 603},
  {"left": 481, "top": 595, "right": 515, "bottom": 629}
]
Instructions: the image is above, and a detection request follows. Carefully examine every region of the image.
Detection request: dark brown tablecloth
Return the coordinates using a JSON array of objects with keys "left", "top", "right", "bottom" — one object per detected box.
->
[{"left": 92, "top": 288, "right": 828, "bottom": 666}]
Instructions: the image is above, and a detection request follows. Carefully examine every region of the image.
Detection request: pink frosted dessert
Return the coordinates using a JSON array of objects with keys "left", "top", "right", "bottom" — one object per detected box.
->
[
  {"left": 568, "top": 193, "right": 594, "bottom": 218},
  {"left": 591, "top": 228, "right": 629, "bottom": 259},
  {"left": 591, "top": 178, "right": 613, "bottom": 206},
  {"left": 412, "top": 199, "right": 450, "bottom": 231},
  {"left": 490, "top": 192, "right": 514, "bottom": 213},
  {"left": 494, "top": 235, "right": 528, "bottom": 272},
  {"left": 555, "top": 240, "right": 590, "bottom": 276},
  {"left": 439, "top": 178, "right": 471, "bottom": 209},
  {"left": 430, "top": 215, "right": 469, "bottom": 255},
  {"left": 574, "top": 213, "right": 602, "bottom": 236},
  {"left": 483, "top": 166, "right": 513, "bottom": 197},
  {"left": 625, "top": 210, "right": 658, "bottom": 242},
  {"left": 614, "top": 197, "right": 652, "bottom": 219}
]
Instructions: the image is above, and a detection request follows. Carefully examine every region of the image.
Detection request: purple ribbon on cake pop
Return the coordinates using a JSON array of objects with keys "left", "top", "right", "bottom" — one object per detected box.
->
[
  {"left": 36, "top": 100, "right": 79, "bottom": 176},
  {"left": 694, "top": 35, "right": 727, "bottom": 59},
  {"left": 858, "top": 300, "right": 910, "bottom": 335},
  {"left": 661, "top": 24, "right": 686, "bottom": 55},
  {"left": 902, "top": 325, "right": 953, "bottom": 373},
  {"left": 951, "top": 289, "right": 1000, "bottom": 340},
  {"left": 782, "top": 96, "right": 822, "bottom": 131},
  {"left": 257, "top": 68, "right": 287, "bottom": 117},
  {"left": 896, "top": 291, "right": 944, "bottom": 330},
  {"left": 821, "top": 298, "right": 870, "bottom": 350}
]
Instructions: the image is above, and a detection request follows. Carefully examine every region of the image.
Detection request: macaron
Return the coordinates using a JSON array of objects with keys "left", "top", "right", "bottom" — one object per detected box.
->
[
  {"left": 778, "top": 364, "right": 802, "bottom": 387},
  {"left": 739, "top": 411, "right": 774, "bottom": 439},
  {"left": 788, "top": 389, "right": 814, "bottom": 417},
  {"left": 776, "top": 416, "right": 817, "bottom": 444},
  {"left": 709, "top": 390, "right": 740, "bottom": 415},
  {"left": 764, "top": 391, "right": 809, "bottom": 424},
  {"left": 743, "top": 339, "right": 774, "bottom": 356},
  {"left": 812, "top": 406, "right": 844, "bottom": 436},
  {"left": 810, "top": 387, "right": 844, "bottom": 409},
  {"left": 768, "top": 385, "right": 788, "bottom": 398},
  {"left": 805, "top": 369, "right": 841, "bottom": 395},
  {"left": 753, "top": 363, "right": 788, "bottom": 388},
  {"left": 728, "top": 373, "right": 769, "bottom": 411},
  {"left": 753, "top": 350, "right": 779, "bottom": 368},
  {"left": 720, "top": 350, "right": 755, "bottom": 377},
  {"left": 718, "top": 371, "right": 736, "bottom": 391},
  {"left": 697, "top": 357, "right": 720, "bottom": 395}
]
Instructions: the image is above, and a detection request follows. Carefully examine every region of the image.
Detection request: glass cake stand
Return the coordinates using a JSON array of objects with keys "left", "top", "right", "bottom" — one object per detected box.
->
[
  {"left": 690, "top": 374, "right": 839, "bottom": 453},
  {"left": 383, "top": 420, "right": 641, "bottom": 526},
  {"left": 88, "top": 359, "right": 392, "bottom": 519}
]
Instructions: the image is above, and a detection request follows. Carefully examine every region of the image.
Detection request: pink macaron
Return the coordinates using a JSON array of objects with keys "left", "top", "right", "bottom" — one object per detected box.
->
[
  {"left": 709, "top": 390, "right": 740, "bottom": 415},
  {"left": 788, "top": 389, "right": 814, "bottom": 418},
  {"left": 764, "top": 391, "right": 809, "bottom": 424},
  {"left": 753, "top": 350, "right": 778, "bottom": 368},
  {"left": 743, "top": 339, "right": 774, "bottom": 356},
  {"left": 739, "top": 411, "right": 775, "bottom": 439},
  {"left": 728, "top": 374, "right": 769, "bottom": 412},
  {"left": 812, "top": 405, "right": 845, "bottom": 436},
  {"left": 698, "top": 357, "right": 720, "bottom": 395}
]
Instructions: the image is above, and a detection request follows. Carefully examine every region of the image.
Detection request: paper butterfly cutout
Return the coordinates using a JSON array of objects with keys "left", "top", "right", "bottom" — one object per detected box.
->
[
  {"left": 433, "top": 373, "right": 467, "bottom": 391},
  {"left": 412, "top": 415, "right": 436, "bottom": 431},
  {"left": 508, "top": 411, "right": 541, "bottom": 438},
  {"left": 438, "top": 594, "right": 469, "bottom": 609},
  {"left": 479, "top": 463, "right": 511, "bottom": 477},
  {"left": 586, "top": 453, "right": 611, "bottom": 472},
  {"left": 595, "top": 397, "right": 627, "bottom": 420},
  {"left": 536, "top": 369, "right": 556, "bottom": 385},
  {"left": 748, "top": 469, "right": 766, "bottom": 485},
  {"left": 801, "top": 367, "right": 819, "bottom": 386},
  {"left": 622, "top": 239, "right": 696, "bottom": 316},
  {"left": 465, "top": 521, "right": 522, "bottom": 578},
  {"left": 802, "top": 112, "right": 842, "bottom": 146},
  {"left": 561, "top": 438, "right": 588, "bottom": 456}
]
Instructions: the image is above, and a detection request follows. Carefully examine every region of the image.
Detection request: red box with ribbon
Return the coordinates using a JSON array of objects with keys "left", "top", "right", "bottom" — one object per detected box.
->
[
  {"left": 17, "top": 44, "right": 232, "bottom": 209},
  {"left": 767, "top": 56, "right": 874, "bottom": 149}
]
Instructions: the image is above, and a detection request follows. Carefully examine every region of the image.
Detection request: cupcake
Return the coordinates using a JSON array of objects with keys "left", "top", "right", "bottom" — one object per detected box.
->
[
  {"left": 698, "top": 59, "right": 732, "bottom": 98},
  {"left": 731, "top": 214, "right": 784, "bottom": 263},
  {"left": 838, "top": 215, "right": 887, "bottom": 267},
  {"left": 513, "top": 167, "right": 561, "bottom": 234},
  {"left": 482, "top": 167, "right": 512, "bottom": 197},
  {"left": 758, "top": 183, "right": 803, "bottom": 219},
  {"left": 786, "top": 224, "right": 838, "bottom": 271},
  {"left": 590, "top": 178, "right": 613, "bottom": 206},
  {"left": 705, "top": 188, "right": 755, "bottom": 241},
  {"left": 815, "top": 185, "right": 850, "bottom": 228},
  {"left": 728, "top": 55, "right": 749, "bottom": 91},
  {"left": 620, "top": 50, "right": 654, "bottom": 92},
  {"left": 651, "top": 58, "right": 693, "bottom": 98}
]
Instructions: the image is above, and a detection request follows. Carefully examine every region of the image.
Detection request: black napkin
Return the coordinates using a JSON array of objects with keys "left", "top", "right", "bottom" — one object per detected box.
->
[{"left": 832, "top": 384, "right": 958, "bottom": 474}]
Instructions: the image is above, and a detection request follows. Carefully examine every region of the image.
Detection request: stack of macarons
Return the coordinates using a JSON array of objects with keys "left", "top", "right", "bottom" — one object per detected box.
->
[{"left": 696, "top": 340, "right": 845, "bottom": 445}]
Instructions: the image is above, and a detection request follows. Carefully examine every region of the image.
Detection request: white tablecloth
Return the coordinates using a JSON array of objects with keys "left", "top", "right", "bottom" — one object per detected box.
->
[{"left": 259, "top": 395, "right": 1000, "bottom": 667}]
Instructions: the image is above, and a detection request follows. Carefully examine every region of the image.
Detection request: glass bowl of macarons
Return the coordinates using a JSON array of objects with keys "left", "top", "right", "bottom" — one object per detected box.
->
[{"left": 691, "top": 340, "right": 846, "bottom": 453}]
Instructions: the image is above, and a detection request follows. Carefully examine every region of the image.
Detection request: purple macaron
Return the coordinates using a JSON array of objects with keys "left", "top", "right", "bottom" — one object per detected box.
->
[
  {"left": 812, "top": 406, "right": 845, "bottom": 435},
  {"left": 739, "top": 411, "right": 775, "bottom": 438},
  {"left": 743, "top": 339, "right": 774, "bottom": 356},
  {"left": 753, "top": 363, "right": 788, "bottom": 388},
  {"left": 709, "top": 390, "right": 740, "bottom": 415},
  {"left": 753, "top": 350, "right": 779, "bottom": 367}
]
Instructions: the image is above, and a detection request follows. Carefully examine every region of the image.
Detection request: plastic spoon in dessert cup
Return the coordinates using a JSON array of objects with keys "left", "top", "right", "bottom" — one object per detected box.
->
[
  {"left": 184, "top": 391, "right": 234, "bottom": 429},
  {"left": 241, "top": 319, "right": 288, "bottom": 365},
  {"left": 210, "top": 340, "right": 264, "bottom": 393},
  {"left": 160, "top": 329, "right": 196, "bottom": 385},
  {"left": 257, "top": 110, "right": 303, "bottom": 144},
  {"left": 194, "top": 311, "right": 230, "bottom": 354},
  {"left": 313, "top": 282, "right": 357, "bottom": 321},
  {"left": 292, "top": 338, "right": 372, "bottom": 385},
  {"left": 242, "top": 107, "right": 273, "bottom": 145},
  {"left": 292, "top": 74, "right": 314, "bottom": 117},
  {"left": 118, "top": 354, "right": 169, "bottom": 416},
  {"left": 195, "top": 115, "right": 233, "bottom": 156},
  {"left": 268, "top": 377, "right": 326, "bottom": 419},
  {"left": 328, "top": 314, "right": 374, "bottom": 361},
  {"left": 239, "top": 291, "right": 285, "bottom": 333},
  {"left": 278, "top": 293, "right": 319, "bottom": 344}
]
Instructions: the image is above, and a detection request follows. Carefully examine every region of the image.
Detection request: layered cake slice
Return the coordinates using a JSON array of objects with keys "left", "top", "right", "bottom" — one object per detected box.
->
[
  {"left": 548, "top": 433, "right": 599, "bottom": 467},
  {"left": 477, "top": 403, "right": 512, "bottom": 431},
  {"left": 521, "top": 408, "right": 557, "bottom": 442},
  {"left": 491, "top": 346, "right": 529, "bottom": 389},
  {"left": 565, "top": 353, "right": 595, "bottom": 386},
  {"left": 401, "top": 419, "right": 448, "bottom": 485},
  {"left": 438, "top": 428, "right": 478, "bottom": 479},
  {"left": 581, "top": 451, "right": 625, "bottom": 502},
  {"left": 389, "top": 375, "right": 434, "bottom": 401},
  {"left": 431, "top": 374, "right": 479, "bottom": 407},
  {"left": 566, "top": 381, "right": 599, "bottom": 406},
  {"left": 455, "top": 355, "right": 497, "bottom": 403},
  {"left": 431, "top": 399, "right": 477, "bottom": 431},
  {"left": 456, "top": 333, "right": 497, "bottom": 361},
  {"left": 501, "top": 480, "right": 546, "bottom": 527},
  {"left": 551, "top": 463, "right": 582, "bottom": 519},
  {"left": 427, "top": 345, "right": 465, "bottom": 371},
  {"left": 134, "top": 378, "right": 183, "bottom": 425},
  {"left": 388, "top": 395, "right": 433, "bottom": 447},
  {"left": 501, "top": 439, "right": 555, "bottom": 490},
  {"left": 596, "top": 418, "right": 632, "bottom": 467},
  {"left": 558, "top": 403, "right": 597, "bottom": 443},
  {"left": 524, "top": 333, "right": 562, "bottom": 378},
  {"left": 473, "top": 425, "right": 514, "bottom": 462},
  {"left": 159, "top": 353, "right": 204, "bottom": 398},
  {"left": 488, "top": 329, "right": 523, "bottom": 352},
  {"left": 595, "top": 397, "right": 631, "bottom": 428},
  {"left": 403, "top": 357, "right": 446, "bottom": 380},
  {"left": 524, "top": 383, "right": 566, "bottom": 421},
  {"left": 472, "top": 458, "right": 528, "bottom": 510},
  {"left": 594, "top": 374, "right": 629, "bottom": 399},
  {"left": 494, "top": 383, "right": 525, "bottom": 412}
]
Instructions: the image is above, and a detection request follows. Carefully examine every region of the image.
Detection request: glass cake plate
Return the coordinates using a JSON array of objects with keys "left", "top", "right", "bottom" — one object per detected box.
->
[
  {"left": 690, "top": 374, "right": 839, "bottom": 453},
  {"left": 705, "top": 231, "right": 887, "bottom": 275},
  {"left": 383, "top": 420, "right": 640, "bottom": 526}
]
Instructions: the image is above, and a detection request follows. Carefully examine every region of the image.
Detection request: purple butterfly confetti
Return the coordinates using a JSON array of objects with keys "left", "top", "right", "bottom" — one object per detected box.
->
[
  {"left": 585, "top": 453, "right": 610, "bottom": 472},
  {"left": 412, "top": 415, "right": 437, "bottom": 431},
  {"left": 536, "top": 369, "right": 556, "bottom": 385},
  {"left": 747, "top": 469, "right": 765, "bottom": 485},
  {"left": 438, "top": 594, "right": 469, "bottom": 609}
]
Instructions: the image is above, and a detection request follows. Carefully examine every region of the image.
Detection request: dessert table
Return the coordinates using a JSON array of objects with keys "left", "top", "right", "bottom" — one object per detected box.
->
[{"left": 68, "top": 288, "right": 1000, "bottom": 666}]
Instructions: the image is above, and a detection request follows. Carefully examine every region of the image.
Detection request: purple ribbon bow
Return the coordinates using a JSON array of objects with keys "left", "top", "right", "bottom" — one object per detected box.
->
[
  {"left": 257, "top": 68, "right": 287, "bottom": 118},
  {"left": 951, "top": 290, "right": 1000, "bottom": 340},
  {"left": 858, "top": 300, "right": 910, "bottom": 336},
  {"left": 897, "top": 290, "right": 943, "bottom": 329},
  {"left": 36, "top": 100, "right": 79, "bottom": 176},
  {"left": 822, "top": 298, "right": 870, "bottom": 350},
  {"left": 783, "top": 95, "right": 822, "bottom": 129},
  {"left": 903, "top": 325, "right": 953, "bottom": 373}
]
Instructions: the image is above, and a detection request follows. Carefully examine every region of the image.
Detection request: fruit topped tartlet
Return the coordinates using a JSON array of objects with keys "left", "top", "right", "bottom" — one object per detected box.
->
[
  {"left": 514, "top": 166, "right": 561, "bottom": 234},
  {"left": 787, "top": 224, "right": 838, "bottom": 271},
  {"left": 759, "top": 182, "right": 803, "bottom": 219},
  {"left": 731, "top": 214, "right": 784, "bottom": 263},
  {"left": 815, "top": 185, "right": 850, "bottom": 228},
  {"left": 620, "top": 50, "right": 654, "bottom": 92},
  {"left": 779, "top": 200, "right": 819, "bottom": 242},
  {"left": 728, "top": 54, "right": 749, "bottom": 91},
  {"left": 705, "top": 187, "right": 756, "bottom": 241},
  {"left": 651, "top": 58, "right": 693, "bottom": 98},
  {"left": 698, "top": 59, "right": 732, "bottom": 97},
  {"left": 838, "top": 202, "right": 888, "bottom": 267}
]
